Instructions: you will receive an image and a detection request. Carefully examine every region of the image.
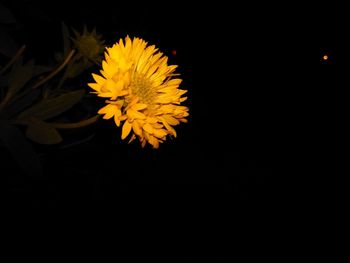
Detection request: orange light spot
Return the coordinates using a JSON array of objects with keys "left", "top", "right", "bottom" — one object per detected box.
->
[
  {"left": 323, "top": 55, "right": 328, "bottom": 60},
  {"left": 171, "top": 49, "right": 177, "bottom": 56}
]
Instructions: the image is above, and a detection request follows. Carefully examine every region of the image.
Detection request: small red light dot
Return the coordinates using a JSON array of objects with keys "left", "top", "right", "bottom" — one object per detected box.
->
[{"left": 171, "top": 49, "right": 177, "bottom": 56}]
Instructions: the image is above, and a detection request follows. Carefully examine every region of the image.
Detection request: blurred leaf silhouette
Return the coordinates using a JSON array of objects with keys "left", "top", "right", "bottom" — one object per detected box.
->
[{"left": 0, "top": 3, "right": 103, "bottom": 175}]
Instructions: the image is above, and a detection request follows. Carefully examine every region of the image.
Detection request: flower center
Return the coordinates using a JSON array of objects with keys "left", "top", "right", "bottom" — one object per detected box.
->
[{"left": 131, "top": 72, "right": 156, "bottom": 104}]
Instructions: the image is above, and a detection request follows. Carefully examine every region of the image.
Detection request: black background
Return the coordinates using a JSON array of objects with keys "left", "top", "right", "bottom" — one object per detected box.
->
[{"left": 2, "top": 0, "right": 342, "bottom": 208}]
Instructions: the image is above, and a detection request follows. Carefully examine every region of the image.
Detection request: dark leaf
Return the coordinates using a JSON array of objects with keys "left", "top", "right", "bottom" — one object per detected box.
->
[
  {"left": 26, "top": 117, "right": 62, "bottom": 145},
  {"left": 0, "top": 4, "right": 16, "bottom": 24},
  {"left": 66, "top": 59, "right": 92, "bottom": 78},
  {"left": 0, "top": 31, "right": 19, "bottom": 57},
  {"left": 52, "top": 115, "right": 100, "bottom": 129},
  {"left": 0, "top": 121, "right": 42, "bottom": 176},
  {"left": 8, "top": 59, "right": 34, "bottom": 98},
  {"left": 2, "top": 89, "right": 40, "bottom": 119},
  {"left": 8, "top": 54, "right": 23, "bottom": 76},
  {"left": 17, "top": 89, "right": 85, "bottom": 120}
]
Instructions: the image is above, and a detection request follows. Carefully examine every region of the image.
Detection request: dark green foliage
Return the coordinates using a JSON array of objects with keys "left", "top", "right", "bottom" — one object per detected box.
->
[{"left": 0, "top": 4, "right": 102, "bottom": 175}]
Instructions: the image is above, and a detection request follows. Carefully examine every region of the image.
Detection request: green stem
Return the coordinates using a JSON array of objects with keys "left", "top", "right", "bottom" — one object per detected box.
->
[
  {"left": 55, "top": 53, "right": 79, "bottom": 90},
  {"left": 50, "top": 115, "right": 100, "bottom": 129},
  {"left": 0, "top": 45, "right": 26, "bottom": 75},
  {"left": 31, "top": 49, "right": 75, "bottom": 90}
]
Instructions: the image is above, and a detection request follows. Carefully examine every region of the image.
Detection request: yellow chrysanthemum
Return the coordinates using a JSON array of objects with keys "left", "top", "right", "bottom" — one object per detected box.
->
[{"left": 88, "top": 36, "right": 189, "bottom": 148}]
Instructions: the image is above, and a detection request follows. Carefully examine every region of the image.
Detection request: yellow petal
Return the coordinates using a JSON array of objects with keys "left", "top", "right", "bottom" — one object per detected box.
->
[
  {"left": 100, "top": 70, "right": 109, "bottom": 79},
  {"left": 146, "top": 117, "right": 158, "bottom": 123},
  {"left": 178, "top": 89, "right": 188, "bottom": 96},
  {"left": 159, "top": 105, "right": 174, "bottom": 114},
  {"left": 119, "top": 38, "right": 125, "bottom": 49},
  {"left": 129, "top": 96, "right": 139, "bottom": 106},
  {"left": 98, "top": 92, "right": 114, "bottom": 98},
  {"left": 103, "top": 79, "right": 115, "bottom": 92},
  {"left": 114, "top": 109, "right": 122, "bottom": 126},
  {"left": 158, "top": 86, "right": 178, "bottom": 93},
  {"left": 119, "top": 115, "right": 128, "bottom": 121},
  {"left": 92, "top": 73, "right": 105, "bottom": 85},
  {"left": 162, "top": 115, "right": 179, "bottom": 125},
  {"left": 132, "top": 121, "right": 142, "bottom": 136},
  {"left": 101, "top": 60, "right": 109, "bottom": 73},
  {"left": 114, "top": 114, "right": 121, "bottom": 127},
  {"left": 132, "top": 103, "right": 148, "bottom": 111},
  {"left": 152, "top": 123, "right": 163, "bottom": 129},
  {"left": 118, "top": 57, "right": 129, "bottom": 70},
  {"left": 153, "top": 129, "right": 167, "bottom": 139},
  {"left": 125, "top": 36, "right": 132, "bottom": 49},
  {"left": 181, "top": 112, "right": 189, "bottom": 117},
  {"left": 127, "top": 109, "right": 146, "bottom": 119},
  {"left": 148, "top": 135, "right": 159, "bottom": 149},
  {"left": 102, "top": 105, "right": 118, "bottom": 119},
  {"left": 143, "top": 123, "right": 153, "bottom": 134},
  {"left": 174, "top": 108, "right": 186, "bottom": 115},
  {"left": 88, "top": 83, "right": 101, "bottom": 92},
  {"left": 119, "top": 90, "right": 129, "bottom": 97},
  {"left": 167, "top": 78, "right": 182, "bottom": 86},
  {"left": 155, "top": 96, "right": 172, "bottom": 104},
  {"left": 121, "top": 121, "right": 132, "bottom": 140},
  {"left": 162, "top": 120, "right": 177, "bottom": 137},
  {"left": 128, "top": 134, "right": 136, "bottom": 144},
  {"left": 108, "top": 47, "right": 120, "bottom": 62},
  {"left": 98, "top": 104, "right": 111, "bottom": 114}
]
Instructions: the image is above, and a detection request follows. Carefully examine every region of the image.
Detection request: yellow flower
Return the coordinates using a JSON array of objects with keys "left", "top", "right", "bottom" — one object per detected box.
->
[{"left": 88, "top": 36, "right": 189, "bottom": 148}]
